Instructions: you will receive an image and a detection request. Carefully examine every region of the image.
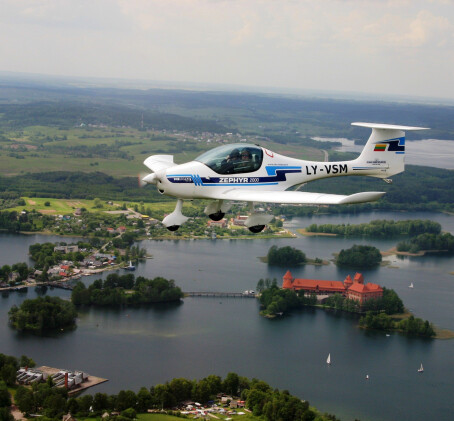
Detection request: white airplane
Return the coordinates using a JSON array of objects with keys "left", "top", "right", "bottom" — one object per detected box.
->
[{"left": 141, "top": 122, "right": 428, "bottom": 233}]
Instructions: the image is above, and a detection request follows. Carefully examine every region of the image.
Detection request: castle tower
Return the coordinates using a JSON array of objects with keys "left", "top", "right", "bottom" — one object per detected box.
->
[
  {"left": 353, "top": 273, "right": 364, "bottom": 284},
  {"left": 282, "top": 270, "right": 294, "bottom": 289},
  {"left": 344, "top": 274, "right": 353, "bottom": 289}
]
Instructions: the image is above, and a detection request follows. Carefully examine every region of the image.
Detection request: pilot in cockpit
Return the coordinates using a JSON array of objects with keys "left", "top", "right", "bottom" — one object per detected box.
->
[{"left": 221, "top": 148, "right": 240, "bottom": 173}]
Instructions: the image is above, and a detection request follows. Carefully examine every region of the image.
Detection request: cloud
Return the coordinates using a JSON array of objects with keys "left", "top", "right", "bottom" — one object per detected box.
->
[{"left": 0, "top": 0, "right": 453, "bottom": 98}]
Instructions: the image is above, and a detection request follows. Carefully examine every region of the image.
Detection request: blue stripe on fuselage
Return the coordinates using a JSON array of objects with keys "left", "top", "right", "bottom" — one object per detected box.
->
[{"left": 167, "top": 167, "right": 302, "bottom": 186}]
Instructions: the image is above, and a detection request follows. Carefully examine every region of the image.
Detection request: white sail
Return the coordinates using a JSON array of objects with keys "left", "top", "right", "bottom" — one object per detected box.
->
[
  {"left": 327, "top": 353, "right": 331, "bottom": 365},
  {"left": 418, "top": 363, "right": 424, "bottom": 372},
  {"left": 409, "top": 282, "right": 414, "bottom": 288}
]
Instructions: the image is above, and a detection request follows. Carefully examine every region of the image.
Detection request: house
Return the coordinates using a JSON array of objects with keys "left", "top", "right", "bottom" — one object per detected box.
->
[
  {"left": 232, "top": 215, "right": 248, "bottom": 226},
  {"left": 207, "top": 219, "right": 227, "bottom": 228},
  {"left": 54, "top": 245, "right": 79, "bottom": 253}
]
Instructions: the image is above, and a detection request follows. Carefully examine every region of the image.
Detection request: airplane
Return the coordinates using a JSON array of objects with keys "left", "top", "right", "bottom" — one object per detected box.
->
[{"left": 141, "top": 122, "right": 428, "bottom": 233}]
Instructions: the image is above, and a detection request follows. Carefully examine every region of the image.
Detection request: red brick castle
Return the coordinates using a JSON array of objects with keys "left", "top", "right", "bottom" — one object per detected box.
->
[{"left": 282, "top": 271, "right": 383, "bottom": 305}]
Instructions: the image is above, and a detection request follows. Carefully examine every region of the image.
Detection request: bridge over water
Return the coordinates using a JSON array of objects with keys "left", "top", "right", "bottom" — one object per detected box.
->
[{"left": 184, "top": 291, "right": 257, "bottom": 298}]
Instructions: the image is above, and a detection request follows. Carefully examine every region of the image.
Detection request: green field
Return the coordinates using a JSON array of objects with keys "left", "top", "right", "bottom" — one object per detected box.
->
[
  {"left": 0, "top": 125, "right": 325, "bottom": 177},
  {"left": 5, "top": 197, "right": 184, "bottom": 216}
]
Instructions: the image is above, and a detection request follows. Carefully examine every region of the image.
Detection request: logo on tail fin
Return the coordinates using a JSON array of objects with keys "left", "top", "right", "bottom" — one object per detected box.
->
[{"left": 373, "top": 137, "right": 405, "bottom": 154}]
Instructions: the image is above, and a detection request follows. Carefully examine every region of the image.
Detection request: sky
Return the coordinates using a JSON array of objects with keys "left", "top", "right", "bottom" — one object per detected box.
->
[{"left": 1, "top": 0, "right": 454, "bottom": 100}]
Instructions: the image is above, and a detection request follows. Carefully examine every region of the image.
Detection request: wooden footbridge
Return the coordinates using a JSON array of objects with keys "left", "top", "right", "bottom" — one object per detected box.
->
[{"left": 184, "top": 291, "right": 257, "bottom": 298}]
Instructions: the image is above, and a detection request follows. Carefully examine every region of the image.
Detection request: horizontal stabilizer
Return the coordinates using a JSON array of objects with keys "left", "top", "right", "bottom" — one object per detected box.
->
[
  {"left": 209, "top": 189, "right": 385, "bottom": 205},
  {"left": 352, "top": 122, "right": 429, "bottom": 131}
]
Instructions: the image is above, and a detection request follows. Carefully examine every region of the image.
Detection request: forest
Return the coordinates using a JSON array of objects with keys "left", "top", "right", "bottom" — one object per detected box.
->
[{"left": 397, "top": 232, "right": 454, "bottom": 254}]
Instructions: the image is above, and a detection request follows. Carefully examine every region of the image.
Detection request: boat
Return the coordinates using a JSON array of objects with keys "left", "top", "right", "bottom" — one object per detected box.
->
[
  {"left": 124, "top": 261, "right": 136, "bottom": 271},
  {"left": 409, "top": 282, "right": 414, "bottom": 288},
  {"left": 418, "top": 363, "right": 424, "bottom": 373},
  {"left": 366, "top": 374, "right": 369, "bottom": 380},
  {"left": 326, "top": 353, "right": 331, "bottom": 365}
]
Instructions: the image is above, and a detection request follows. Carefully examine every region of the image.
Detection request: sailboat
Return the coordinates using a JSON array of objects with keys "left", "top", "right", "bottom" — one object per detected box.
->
[
  {"left": 409, "top": 282, "right": 414, "bottom": 288},
  {"left": 418, "top": 363, "right": 424, "bottom": 373},
  {"left": 124, "top": 260, "right": 136, "bottom": 271},
  {"left": 365, "top": 374, "right": 369, "bottom": 380},
  {"left": 326, "top": 353, "right": 331, "bottom": 365}
]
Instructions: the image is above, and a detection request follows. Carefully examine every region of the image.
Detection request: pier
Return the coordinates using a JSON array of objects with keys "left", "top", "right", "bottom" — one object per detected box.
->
[{"left": 36, "top": 366, "right": 108, "bottom": 395}]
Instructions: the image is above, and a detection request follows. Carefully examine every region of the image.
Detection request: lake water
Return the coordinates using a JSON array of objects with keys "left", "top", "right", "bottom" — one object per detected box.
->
[
  {"left": 312, "top": 137, "right": 454, "bottom": 169},
  {"left": 1, "top": 211, "right": 453, "bottom": 421}
]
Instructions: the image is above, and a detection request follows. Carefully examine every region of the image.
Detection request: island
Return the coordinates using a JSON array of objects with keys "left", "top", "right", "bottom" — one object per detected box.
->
[
  {"left": 8, "top": 296, "right": 77, "bottom": 334},
  {"left": 256, "top": 271, "right": 444, "bottom": 338},
  {"left": 71, "top": 274, "right": 184, "bottom": 306},
  {"left": 335, "top": 244, "right": 382, "bottom": 268}
]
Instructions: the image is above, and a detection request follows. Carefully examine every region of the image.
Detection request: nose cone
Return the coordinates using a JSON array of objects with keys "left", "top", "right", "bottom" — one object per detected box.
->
[{"left": 142, "top": 173, "right": 157, "bottom": 185}]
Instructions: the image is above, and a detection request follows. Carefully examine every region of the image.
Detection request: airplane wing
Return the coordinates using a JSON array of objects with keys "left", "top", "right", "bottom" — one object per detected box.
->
[
  {"left": 207, "top": 189, "right": 385, "bottom": 205},
  {"left": 143, "top": 155, "right": 177, "bottom": 173}
]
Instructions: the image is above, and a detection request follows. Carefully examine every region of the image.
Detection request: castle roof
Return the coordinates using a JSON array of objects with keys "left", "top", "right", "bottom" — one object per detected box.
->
[
  {"left": 344, "top": 274, "right": 353, "bottom": 286},
  {"left": 348, "top": 282, "right": 383, "bottom": 294},
  {"left": 353, "top": 273, "right": 364, "bottom": 284},
  {"left": 286, "top": 278, "right": 346, "bottom": 292}
]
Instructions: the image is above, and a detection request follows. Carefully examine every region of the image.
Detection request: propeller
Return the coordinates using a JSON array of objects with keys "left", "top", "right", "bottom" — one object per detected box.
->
[{"left": 138, "top": 172, "right": 158, "bottom": 187}]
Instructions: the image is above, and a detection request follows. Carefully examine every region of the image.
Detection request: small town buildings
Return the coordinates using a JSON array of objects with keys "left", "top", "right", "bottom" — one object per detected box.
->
[
  {"left": 207, "top": 219, "right": 228, "bottom": 228},
  {"left": 54, "top": 245, "right": 79, "bottom": 253},
  {"left": 232, "top": 215, "right": 248, "bottom": 226},
  {"left": 282, "top": 271, "right": 383, "bottom": 304}
]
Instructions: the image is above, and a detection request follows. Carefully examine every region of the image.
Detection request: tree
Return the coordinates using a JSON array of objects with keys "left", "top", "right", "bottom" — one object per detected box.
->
[
  {"left": 19, "top": 355, "right": 36, "bottom": 368},
  {"left": 223, "top": 372, "right": 240, "bottom": 396},
  {"left": 0, "top": 382, "right": 11, "bottom": 408},
  {"left": 14, "top": 386, "right": 35, "bottom": 414}
]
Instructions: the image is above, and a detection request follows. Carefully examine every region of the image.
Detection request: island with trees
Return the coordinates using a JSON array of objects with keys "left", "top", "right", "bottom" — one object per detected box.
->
[
  {"left": 262, "top": 245, "right": 325, "bottom": 267},
  {"left": 336, "top": 244, "right": 382, "bottom": 268},
  {"left": 304, "top": 219, "right": 441, "bottom": 237},
  {"left": 71, "top": 274, "right": 184, "bottom": 307},
  {"left": 8, "top": 296, "right": 78, "bottom": 334},
  {"left": 266, "top": 245, "right": 307, "bottom": 266},
  {"left": 256, "top": 281, "right": 437, "bottom": 338}
]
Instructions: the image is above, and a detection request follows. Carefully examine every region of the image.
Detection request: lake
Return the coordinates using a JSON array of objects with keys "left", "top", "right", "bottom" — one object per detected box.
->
[
  {"left": 312, "top": 137, "right": 454, "bottom": 170},
  {"left": 1, "top": 211, "right": 453, "bottom": 421}
]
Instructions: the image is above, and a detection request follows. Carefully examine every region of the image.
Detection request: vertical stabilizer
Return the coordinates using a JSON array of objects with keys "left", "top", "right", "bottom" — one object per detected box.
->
[{"left": 351, "top": 123, "right": 429, "bottom": 178}]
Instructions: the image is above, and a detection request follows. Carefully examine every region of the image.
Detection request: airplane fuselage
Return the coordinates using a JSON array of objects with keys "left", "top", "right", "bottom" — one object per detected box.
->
[{"left": 156, "top": 146, "right": 388, "bottom": 200}]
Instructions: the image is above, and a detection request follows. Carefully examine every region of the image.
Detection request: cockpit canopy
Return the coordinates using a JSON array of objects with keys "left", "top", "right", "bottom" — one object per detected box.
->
[{"left": 195, "top": 143, "right": 263, "bottom": 174}]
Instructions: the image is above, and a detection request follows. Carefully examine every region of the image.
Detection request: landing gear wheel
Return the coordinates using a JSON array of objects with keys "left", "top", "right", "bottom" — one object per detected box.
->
[
  {"left": 209, "top": 211, "right": 225, "bottom": 221},
  {"left": 167, "top": 225, "right": 180, "bottom": 232},
  {"left": 248, "top": 225, "right": 265, "bottom": 233}
]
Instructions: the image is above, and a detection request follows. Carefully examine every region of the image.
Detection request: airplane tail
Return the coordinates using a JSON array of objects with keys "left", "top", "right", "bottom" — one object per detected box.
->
[{"left": 351, "top": 122, "right": 429, "bottom": 179}]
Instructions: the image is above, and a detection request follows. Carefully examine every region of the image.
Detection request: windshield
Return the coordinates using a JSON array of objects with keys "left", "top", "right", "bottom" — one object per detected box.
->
[{"left": 195, "top": 143, "right": 263, "bottom": 174}]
